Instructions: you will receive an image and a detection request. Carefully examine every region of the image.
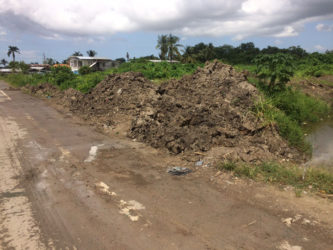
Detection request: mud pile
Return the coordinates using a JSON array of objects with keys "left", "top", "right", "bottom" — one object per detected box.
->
[
  {"left": 25, "top": 61, "right": 304, "bottom": 162},
  {"left": 129, "top": 61, "right": 301, "bottom": 162},
  {"left": 69, "top": 72, "right": 157, "bottom": 125}
]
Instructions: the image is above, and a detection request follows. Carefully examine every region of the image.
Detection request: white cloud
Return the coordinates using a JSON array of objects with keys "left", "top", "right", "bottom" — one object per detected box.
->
[
  {"left": 314, "top": 44, "right": 325, "bottom": 51},
  {"left": 274, "top": 26, "right": 299, "bottom": 37},
  {"left": 316, "top": 23, "right": 333, "bottom": 32},
  {"left": 0, "top": 26, "right": 6, "bottom": 36},
  {"left": 16, "top": 50, "right": 40, "bottom": 62},
  {"left": 274, "top": 39, "right": 283, "bottom": 45},
  {"left": 0, "top": 0, "right": 333, "bottom": 40}
]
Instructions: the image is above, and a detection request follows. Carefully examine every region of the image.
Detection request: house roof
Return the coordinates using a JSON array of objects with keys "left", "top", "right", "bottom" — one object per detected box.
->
[{"left": 69, "top": 56, "right": 111, "bottom": 61}]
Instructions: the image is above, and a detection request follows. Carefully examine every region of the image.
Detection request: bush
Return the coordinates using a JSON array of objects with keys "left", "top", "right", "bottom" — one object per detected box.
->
[
  {"left": 79, "top": 66, "right": 92, "bottom": 75},
  {"left": 76, "top": 72, "right": 106, "bottom": 93},
  {"left": 50, "top": 66, "right": 76, "bottom": 87},
  {"left": 253, "top": 53, "right": 295, "bottom": 92}
]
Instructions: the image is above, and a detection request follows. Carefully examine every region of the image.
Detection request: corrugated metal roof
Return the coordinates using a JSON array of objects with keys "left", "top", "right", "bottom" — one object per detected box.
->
[{"left": 70, "top": 56, "right": 111, "bottom": 60}]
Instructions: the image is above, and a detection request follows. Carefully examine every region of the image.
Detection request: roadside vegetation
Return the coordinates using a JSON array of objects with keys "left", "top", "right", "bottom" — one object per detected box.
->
[{"left": 217, "top": 161, "right": 333, "bottom": 196}]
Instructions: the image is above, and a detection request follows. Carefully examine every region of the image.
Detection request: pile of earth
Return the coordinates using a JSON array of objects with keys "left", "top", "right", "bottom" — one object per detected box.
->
[
  {"left": 129, "top": 61, "right": 303, "bottom": 162},
  {"left": 25, "top": 61, "right": 305, "bottom": 163}
]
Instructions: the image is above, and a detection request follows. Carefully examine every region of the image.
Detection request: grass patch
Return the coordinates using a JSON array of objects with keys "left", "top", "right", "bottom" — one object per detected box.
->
[
  {"left": 217, "top": 161, "right": 333, "bottom": 195},
  {"left": 0, "top": 73, "right": 46, "bottom": 87},
  {"left": 233, "top": 64, "right": 257, "bottom": 74},
  {"left": 271, "top": 89, "right": 330, "bottom": 124},
  {"left": 107, "top": 60, "right": 202, "bottom": 80},
  {"left": 249, "top": 77, "right": 330, "bottom": 152}
]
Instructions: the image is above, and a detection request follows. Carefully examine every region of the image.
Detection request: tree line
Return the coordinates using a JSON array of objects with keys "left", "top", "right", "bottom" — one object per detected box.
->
[{"left": 155, "top": 34, "right": 333, "bottom": 65}]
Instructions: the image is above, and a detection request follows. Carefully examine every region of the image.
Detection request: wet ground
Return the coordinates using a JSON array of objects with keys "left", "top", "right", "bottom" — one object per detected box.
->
[{"left": 1, "top": 80, "right": 333, "bottom": 249}]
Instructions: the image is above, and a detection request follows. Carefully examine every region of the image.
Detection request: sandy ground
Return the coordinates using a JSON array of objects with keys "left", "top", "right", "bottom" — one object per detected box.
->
[{"left": 0, "top": 80, "right": 332, "bottom": 250}]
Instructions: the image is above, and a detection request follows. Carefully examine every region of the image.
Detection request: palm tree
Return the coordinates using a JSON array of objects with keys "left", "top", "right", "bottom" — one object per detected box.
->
[
  {"left": 167, "top": 34, "right": 183, "bottom": 62},
  {"left": 86, "top": 50, "right": 97, "bottom": 57},
  {"left": 156, "top": 35, "right": 168, "bottom": 60},
  {"left": 7, "top": 46, "right": 20, "bottom": 62},
  {"left": 72, "top": 51, "right": 83, "bottom": 56},
  {"left": 1, "top": 59, "right": 8, "bottom": 67}
]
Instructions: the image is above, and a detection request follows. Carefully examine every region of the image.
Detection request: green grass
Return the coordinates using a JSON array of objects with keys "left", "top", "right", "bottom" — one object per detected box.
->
[
  {"left": 233, "top": 64, "right": 257, "bottom": 74},
  {"left": 249, "top": 77, "right": 330, "bottom": 152},
  {"left": 0, "top": 73, "right": 46, "bottom": 87},
  {"left": 295, "top": 63, "right": 333, "bottom": 78},
  {"left": 217, "top": 161, "right": 333, "bottom": 195},
  {"left": 271, "top": 89, "right": 330, "bottom": 124},
  {"left": 107, "top": 60, "right": 202, "bottom": 80}
]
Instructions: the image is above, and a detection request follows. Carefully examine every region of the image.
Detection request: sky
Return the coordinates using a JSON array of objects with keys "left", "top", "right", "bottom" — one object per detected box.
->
[{"left": 0, "top": 0, "right": 333, "bottom": 63}]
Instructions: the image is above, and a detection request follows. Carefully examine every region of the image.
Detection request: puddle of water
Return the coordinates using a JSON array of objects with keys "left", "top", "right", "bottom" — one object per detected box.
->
[{"left": 305, "top": 119, "right": 333, "bottom": 169}]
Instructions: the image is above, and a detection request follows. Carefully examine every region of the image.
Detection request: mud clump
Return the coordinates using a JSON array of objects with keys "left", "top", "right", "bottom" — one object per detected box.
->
[{"left": 25, "top": 61, "right": 304, "bottom": 163}]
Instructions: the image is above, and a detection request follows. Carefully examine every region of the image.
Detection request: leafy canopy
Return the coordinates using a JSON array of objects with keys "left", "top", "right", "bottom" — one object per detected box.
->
[{"left": 253, "top": 53, "right": 295, "bottom": 92}]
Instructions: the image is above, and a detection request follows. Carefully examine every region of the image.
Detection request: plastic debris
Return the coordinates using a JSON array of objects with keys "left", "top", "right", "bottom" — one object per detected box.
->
[
  {"left": 195, "top": 161, "right": 203, "bottom": 166},
  {"left": 167, "top": 167, "right": 192, "bottom": 176}
]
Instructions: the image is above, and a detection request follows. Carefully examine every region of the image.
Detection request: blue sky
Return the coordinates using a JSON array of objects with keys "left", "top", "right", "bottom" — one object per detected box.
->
[{"left": 0, "top": 0, "right": 332, "bottom": 63}]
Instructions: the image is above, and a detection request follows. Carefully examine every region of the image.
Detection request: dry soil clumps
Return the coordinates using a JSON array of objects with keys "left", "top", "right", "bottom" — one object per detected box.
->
[{"left": 26, "top": 61, "right": 304, "bottom": 163}]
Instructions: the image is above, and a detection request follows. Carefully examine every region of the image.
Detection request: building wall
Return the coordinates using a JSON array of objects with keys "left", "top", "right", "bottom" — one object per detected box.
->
[{"left": 69, "top": 57, "right": 114, "bottom": 72}]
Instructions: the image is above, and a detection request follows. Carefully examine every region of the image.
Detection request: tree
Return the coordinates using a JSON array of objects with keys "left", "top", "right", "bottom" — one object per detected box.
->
[
  {"left": 19, "top": 61, "right": 30, "bottom": 74},
  {"left": 44, "top": 58, "right": 55, "bottom": 65},
  {"left": 72, "top": 51, "right": 83, "bottom": 56},
  {"left": 86, "top": 50, "right": 97, "bottom": 57},
  {"left": 8, "top": 61, "right": 20, "bottom": 72},
  {"left": 253, "top": 53, "right": 295, "bottom": 92},
  {"left": 166, "top": 34, "right": 183, "bottom": 61},
  {"left": 156, "top": 35, "right": 168, "bottom": 60},
  {"left": 7, "top": 46, "right": 20, "bottom": 62},
  {"left": 115, "top": 57, "right": 126, "bottom": 64},
  {"left": 0, "top": 59, "right": 7, "bottom": 67}
]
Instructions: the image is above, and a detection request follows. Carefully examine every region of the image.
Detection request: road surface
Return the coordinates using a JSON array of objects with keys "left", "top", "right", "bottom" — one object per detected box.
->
[{"left": 0, "top": 80, "right": 332, "bottom": 250}]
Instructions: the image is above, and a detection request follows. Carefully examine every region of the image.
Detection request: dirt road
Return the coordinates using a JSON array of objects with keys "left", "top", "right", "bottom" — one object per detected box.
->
[{"left": 0, "top": 80, "right": 332, "bottom": 250}]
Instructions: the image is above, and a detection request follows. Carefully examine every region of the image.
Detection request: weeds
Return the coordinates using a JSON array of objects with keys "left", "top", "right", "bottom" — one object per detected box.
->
[
  {"left": 107, "top": 60, "right": 202, "bottom": 80},
  {"left": 217, "top": 161, "right": 333, "bottom": 195},
  {"left": 250, "top": 76, "right": 330, "bottom": 152}
]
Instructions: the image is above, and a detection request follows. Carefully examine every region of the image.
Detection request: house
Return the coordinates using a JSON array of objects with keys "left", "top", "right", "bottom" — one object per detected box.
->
[{"left": 68, "top": 56, "right": 115, "bottom": 73}]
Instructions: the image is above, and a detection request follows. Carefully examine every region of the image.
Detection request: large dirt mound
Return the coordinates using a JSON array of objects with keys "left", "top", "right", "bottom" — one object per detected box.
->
[
  {"left": 128, "top": 61, "right": 300, "bottom": 162},
  {"left": 25, "top": 61, "right": 304, "bottom": 162}
]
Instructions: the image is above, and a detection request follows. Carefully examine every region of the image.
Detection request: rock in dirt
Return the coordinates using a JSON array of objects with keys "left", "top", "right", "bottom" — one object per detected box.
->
[{"left": 167, "top": 167, "right": 192, "bottom": 176}]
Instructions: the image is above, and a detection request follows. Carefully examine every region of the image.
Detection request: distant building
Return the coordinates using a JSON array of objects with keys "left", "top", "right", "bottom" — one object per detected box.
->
[
  {"left": 68, "top": 56, "right": 115, "bottom": 72},
  {"left": 29, "top": 64, "right": 51, "bottom": 73},
  {"left": 0, "top": 68, "right": 14, "bottom": 74},
  {"left": 148, "top": 59, "right": 180, "bottom": 63}
]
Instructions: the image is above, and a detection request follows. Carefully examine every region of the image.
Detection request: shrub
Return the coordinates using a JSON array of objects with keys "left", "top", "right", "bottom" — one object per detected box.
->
[
  {"left": 79, "top": 66, "right": 92, "bottom": 75},
  {"left": 253, "top": 53, "right": 295, "bottom": 92},
  {"left": 50, "top": 66, "right": 76, "bottom": 87}
]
